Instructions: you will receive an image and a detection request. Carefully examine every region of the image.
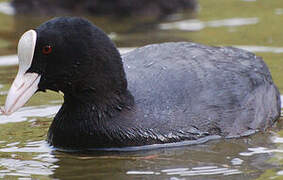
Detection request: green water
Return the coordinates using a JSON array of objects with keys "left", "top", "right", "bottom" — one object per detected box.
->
[{"left": 0, "top": 0, "right": 282, "bottom": 179}]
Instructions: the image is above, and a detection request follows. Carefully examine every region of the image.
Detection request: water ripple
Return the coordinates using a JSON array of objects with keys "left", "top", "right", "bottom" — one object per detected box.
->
[
  {"left": 160, "top": 17, "right": 259, "bottom": 31},
  {"left": 272, "top": 136, "right": 283, "bottom": 144},
  {"left": 0, "top": 140, "right": 57, "bottom": 178},
  {"left": 0, "top": 55, "right": 18, "bottom": 66},
  {"left": 127, "top": 165, "right": 242, "bottom": 177},
  {"left": 231, "top": 158, "right": 244, "bottom": 165},
  {"left": 0, "top": 2, "right": 15, "bottom": 15},
  {"left": 0, "top": 158, "right": 55, "bottom": 177},
  {"left": 0, "top": 105, "right": 60, "bottom": 124},
  {"left": 235, "top": 45, "right": 283, "bottom": 54},
  {"left": 239, "top": 147, "right": 283, "bottom": 156},
  {"left": 0, "top": 140, "right": 52, "bottom": 153}
]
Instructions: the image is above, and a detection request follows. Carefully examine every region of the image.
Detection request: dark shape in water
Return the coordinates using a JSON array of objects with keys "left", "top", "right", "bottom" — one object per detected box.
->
[
  {"left": 3, "top": 17, "right": 281, "bottom": 151},
  {"left": 11, "top": 0, "right": 197, "bottom": 16}
]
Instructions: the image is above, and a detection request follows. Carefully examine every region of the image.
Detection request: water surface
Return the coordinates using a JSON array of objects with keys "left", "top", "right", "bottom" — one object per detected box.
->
[{"left": 0, "top": 0, "right": 282, "bottom": 179}]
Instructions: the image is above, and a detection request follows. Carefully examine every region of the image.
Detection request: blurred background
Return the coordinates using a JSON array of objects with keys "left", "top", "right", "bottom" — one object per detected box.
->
[{"left": 0, "top": 0, "right": 282, "bottom": 179}]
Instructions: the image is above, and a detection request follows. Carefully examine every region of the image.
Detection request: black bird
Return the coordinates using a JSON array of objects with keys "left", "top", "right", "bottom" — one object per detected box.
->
[
  {"left": 12, "top": 0, "right": 197, "bottom": 17},
  {"left": 3, "top": 17, "right": 281, "bottom": 150}
]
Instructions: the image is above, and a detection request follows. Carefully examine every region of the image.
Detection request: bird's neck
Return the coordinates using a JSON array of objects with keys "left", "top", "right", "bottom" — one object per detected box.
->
[
  {"left": 47, "top": 89, "right": 135, "bottom": 149},
  {"left": 64, "top": 88, "right": 134, "bottom": 114}
]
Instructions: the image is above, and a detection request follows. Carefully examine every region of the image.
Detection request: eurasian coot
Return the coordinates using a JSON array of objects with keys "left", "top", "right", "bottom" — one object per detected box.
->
[
  {"left": 3, "top": 17, "right": 281, "bottom": 150},
  {"left": 12, "top": 0, "right": 197, "bottom": 16}
]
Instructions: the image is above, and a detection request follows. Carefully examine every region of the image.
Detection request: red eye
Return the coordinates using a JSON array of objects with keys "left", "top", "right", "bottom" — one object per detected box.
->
[{"left": 42, "top": 45, "right": 52, "bottom": 55}]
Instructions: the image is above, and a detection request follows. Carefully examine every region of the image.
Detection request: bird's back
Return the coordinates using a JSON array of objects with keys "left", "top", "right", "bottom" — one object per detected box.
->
[{"left": 122, "top": 42, "right": 280, "bottom": 139}]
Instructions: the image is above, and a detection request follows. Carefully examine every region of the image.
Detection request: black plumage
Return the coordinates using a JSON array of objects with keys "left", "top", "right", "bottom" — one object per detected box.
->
[{"left": 26, "top": 17, "right": 280, "bottom": 150}]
